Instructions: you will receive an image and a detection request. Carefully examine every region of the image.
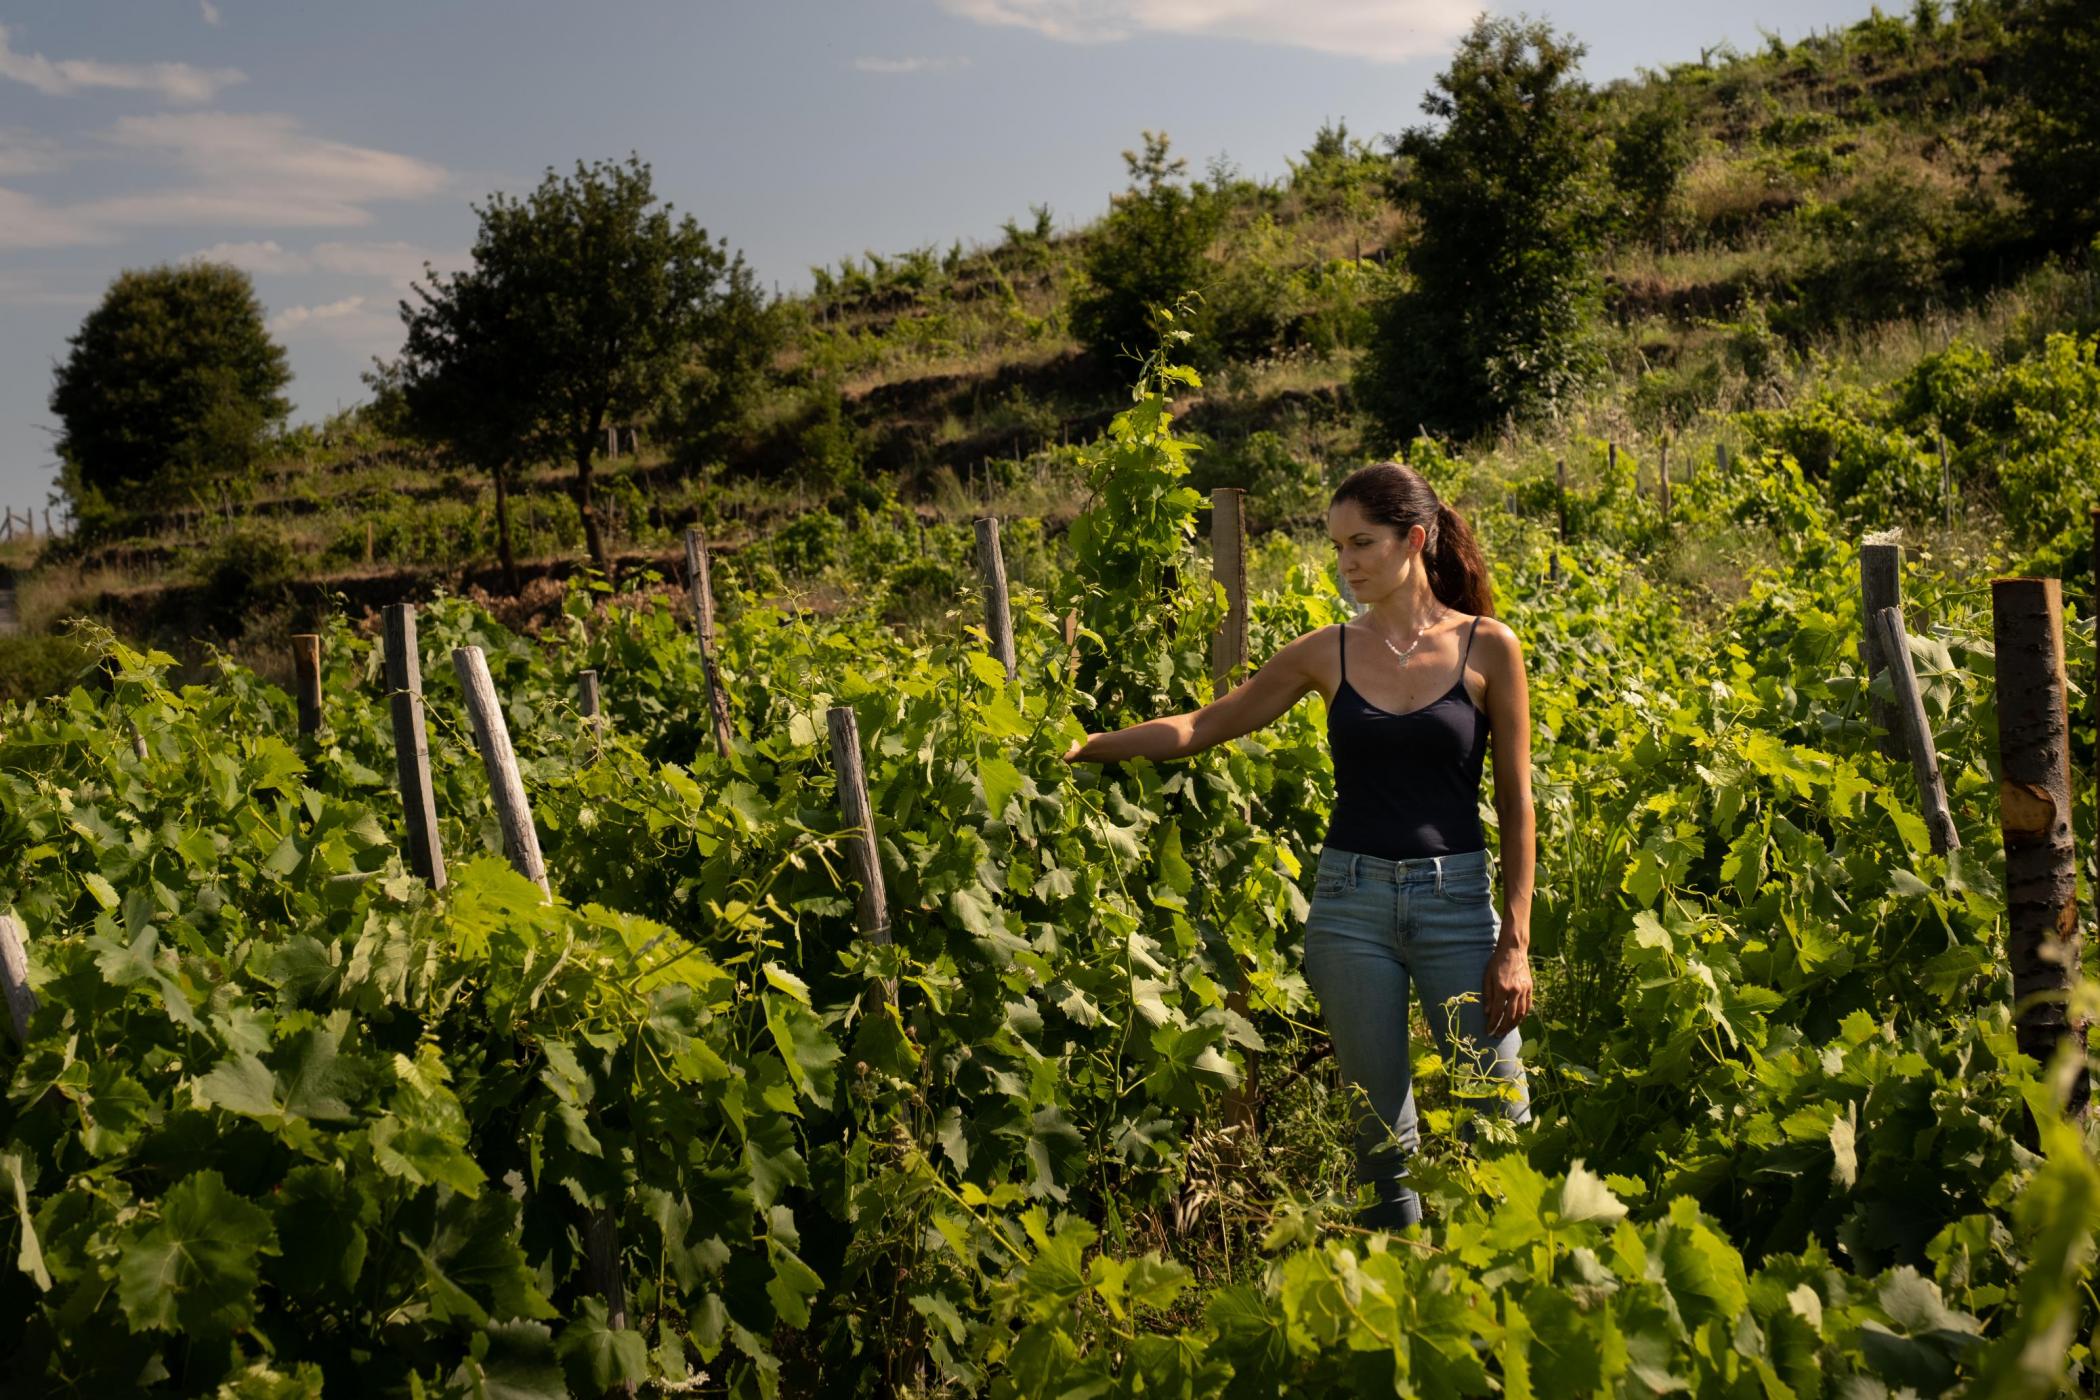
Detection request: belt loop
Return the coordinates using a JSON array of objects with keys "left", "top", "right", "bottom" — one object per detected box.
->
[
  {"left": 1348, "top": 852, "right": 1361, "bottom": 891},
  {"left": 1433, "top": 854, "right": 1444, "bottom": 896}
]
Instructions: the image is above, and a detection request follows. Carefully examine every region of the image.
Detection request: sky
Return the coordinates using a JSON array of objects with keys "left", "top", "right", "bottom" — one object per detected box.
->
[{"left": 0, "top": 0, "right": 1890, "bottom": 514}]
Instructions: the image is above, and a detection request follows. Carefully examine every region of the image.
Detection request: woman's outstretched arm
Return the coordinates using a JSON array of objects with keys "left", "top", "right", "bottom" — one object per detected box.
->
[{"left": 1063, "top": 626, "right": 1328, "bottom": 764}]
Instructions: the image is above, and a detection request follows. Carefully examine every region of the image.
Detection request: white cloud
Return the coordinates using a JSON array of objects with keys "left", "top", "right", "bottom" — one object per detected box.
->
[
  {"left": 0, "top": 272, "right": 94, "bottom": 307},
  {"left": 86, "top": 112, "right": 448, "bottom": 228},
  {"left": 187, "top": 237, "right": 458, "bottom": 288},
  {"left": 853, "top": 54, "right": 973, "bottom": 73},
  {"left": 0, "top": 22, "right": 244, "bottom": 102},
  {"left": 200, "top": 1, "right": 223, "bottom": 25},
  {"left": 0, "top": 128, "right": 64, "bottom": 177},
  {"left": 267, "top": 293, "right": 402, "bottom": 353},
  {"left": 938, "top": 0, "right": 1472, "bottom": 62},
  {"left": 0, "top": 186, "right": 106, "bottom": 250},
  {"left": 269, "top": 294, "right": 367, "bottom": 332}
]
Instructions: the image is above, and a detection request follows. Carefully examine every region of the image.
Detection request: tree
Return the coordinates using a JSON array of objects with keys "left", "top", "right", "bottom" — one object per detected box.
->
[
  {"left": 1072, "top": 132, "right": 1219, "bottom": 370},
  {"left": 2003, "top": 0, "right": 2100, "bottom": 244},
  {"left": 378, "top": 261, "right": 544, "bottom": 593},
  {"left": 1355, "top": 16, "right": 1603, "bottom": 444},
  {"left": 459, "top": 154, "right": 752, "bottom": 578},
  {"left": 51, "top": 262, "right": 291, "bottom": 530}
]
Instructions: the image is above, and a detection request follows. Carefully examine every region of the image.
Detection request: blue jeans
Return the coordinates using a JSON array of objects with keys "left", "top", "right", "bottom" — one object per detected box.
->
[{"left": 1303, "top": 844, "right": 1531, "bottom": 1228}]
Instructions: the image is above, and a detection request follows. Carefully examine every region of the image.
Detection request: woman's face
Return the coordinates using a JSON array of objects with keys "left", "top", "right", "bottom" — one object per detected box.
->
[{"left": 1328, "top": 498, "right": 1423, "bottom": 603}]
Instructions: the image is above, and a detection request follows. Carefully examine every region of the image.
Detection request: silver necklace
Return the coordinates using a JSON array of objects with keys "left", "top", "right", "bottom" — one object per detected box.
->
[{"left": 1370, "top": 607, "right": 1445, "bottom": 665}]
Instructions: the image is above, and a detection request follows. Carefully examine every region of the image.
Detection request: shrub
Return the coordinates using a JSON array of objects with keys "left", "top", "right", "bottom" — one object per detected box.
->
[
  {"left": 190, "top": 524, "right": 299, "bottom": 624},
  {"left": 50, "top": 263, "right": 291, "bottom": 527},
  {"left": 0, "top": 634, "right": 99, "bottom": 703},
  {"left": 1357, "top": 16, "right": 1604, "bottom": 444},
  {"left": 1072, "top": 133, "right": 1220, "bottom": 370}
]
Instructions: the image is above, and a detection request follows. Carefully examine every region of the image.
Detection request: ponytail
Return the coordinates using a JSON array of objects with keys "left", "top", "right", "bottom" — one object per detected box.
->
[{"left": 1427, "top": 502, "right": 1495, "bottom": 618}]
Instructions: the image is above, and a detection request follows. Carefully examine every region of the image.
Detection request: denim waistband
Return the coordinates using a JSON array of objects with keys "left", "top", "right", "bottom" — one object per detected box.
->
[{"left": 1315, "top": 843, "right": 1490, "bottom": 894}]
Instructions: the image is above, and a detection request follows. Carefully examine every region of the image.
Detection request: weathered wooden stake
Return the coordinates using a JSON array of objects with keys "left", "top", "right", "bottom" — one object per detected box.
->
[
  {"left": 1860, "top": 541, "right": 1905, "bottom": 760},
  {"left": 291, "top": 633, "right": 323, "bottom": 737},
  {"left": 974, "top": 516, "right": 1016, "bottom": 683},
  {"left": 1658, "top": 439, "right": 1673, "bottom": 518},
  {"left": 1716, "top": 441, "right": 1731, "bottom": 477},
  {"left": 826, "top": 705, "right": 893, "bottom": 1002},
  {"left": 384, "top": 604, "right": 447, "bottom": 890},
  {"left": 1991, "top": 578, "right": 2090, "bottom": 1117},
  {"left": 364, "top": 519, "right": 375, "bottom": 565},
  {"left": 2092, "top": 508, "right": 2099, "bottom": 832},
  {"left": 683, "top": 527, "right": 736, "bottom": 760},
  {"left": 606, "top": 423, "right": 619, "bottom": 459},
  {"left": 1939, "top": 435, "right": 1953, "bottom": 531},
  {"left": 453, "top": 646, "right": 549, "bottom": 897},
  {"left": 0, "top": 911, "right": 35, "bottom": 1045},
  {"left": 578, "top": 669, "right": 604, "bottom": 730},
  {"left": 1870, "top": 607, "right": 1959, "bottom": 856},
  {"left": 1210, "top": 488, "right": 1249, "bottom": 690},
  {"left": 583, "top": 1207, "right": 637, "bottom": 1398}
]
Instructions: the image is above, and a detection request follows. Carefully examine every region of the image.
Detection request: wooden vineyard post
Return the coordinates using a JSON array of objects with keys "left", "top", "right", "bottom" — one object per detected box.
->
[
  {"left": 1860, "top": 541, "right": 1904, "bottom": 760},
  {"left": 606, "top": 423, "right": 619, "bottom": 459},
  {"left": 583, "top": 1210, "right": 637, "bottom": 1399},
  {"left": 384, "top": 604, "right": 447, "bottom": 890},
  {"left": 1207, "top": 487, "right": 1260, "bottom": 1134},
  {"left": 826, "top": 705, "right": 893, "bottom": 1002},
  {"left": 1870, "top": 607, "right": 1959, "bottom": 856},
  {"left": 291, "top": 633, "right": 323, "bottom": 737},
  {"left": 0, "top": 910, "right": 35, "bottom": 1045},
  {"left": 1552, "top": 459, "right": 1567, "bottom": 582},
  {"left": 1716, "top": 441, "right": 1731, "bottom": 477},
  {"left": 452, "top": 646, "right": 550, "bottom": 898},
  {"left": 683, "top": 527, "right": 736, "bottom": 760},
  {"left": 1658, "top": 439, "right": 1672, "bottom": 519},
  {"left": 1990, "top": 578, "right": 2091, "bottom": 1118},
  {"left": 974, "top": 516, "right": 1016, "bottom": 683},
  {"left": 1939, "top": 435, "right": 1954, "bottom": 531},
  {"left": 578, "top": 669, "right": 604, "bottom": 731},
  {"left": 1210, "top": 488, "right": 1249, "bottom": 689},
  {"left": 1062, "top": 608, "right": 1079, "bottom": 671}
]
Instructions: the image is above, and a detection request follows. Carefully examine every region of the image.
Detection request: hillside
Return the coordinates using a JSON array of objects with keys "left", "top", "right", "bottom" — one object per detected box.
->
[{"left": 4, "top": 0, "right": 2095, "bottom": 695}]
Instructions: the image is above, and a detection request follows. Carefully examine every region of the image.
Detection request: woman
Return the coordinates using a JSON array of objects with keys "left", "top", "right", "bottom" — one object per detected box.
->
[{"left": 1061, "top": 460, "right": 1534, "bottom": 1227}]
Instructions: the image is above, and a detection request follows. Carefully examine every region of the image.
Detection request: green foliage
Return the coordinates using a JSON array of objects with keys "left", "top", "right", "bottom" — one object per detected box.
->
[
  {"left": 2003, "top": 0, "right": 2100, "bottom": 243},
  {"left": 1358, "top": 16, "right": 1604, "bottom": 444},
  {"left": 1797, "top": 171, "right": 1956, "bottom": 324},
  {"left": 50, "top": 263, "right": 291, "bottom": 530},
  {"left": 0, "top": 634, "right": 97, "bottom": 704},
  {"left": 1072, "top": 133, "right": 1221, "bottom": 371},
  {"left": 189, "top": 523, "right": 299, "bottom": 622},
  {"left": 1607, "top": 87, "right": 1698, "bottom": 243}
]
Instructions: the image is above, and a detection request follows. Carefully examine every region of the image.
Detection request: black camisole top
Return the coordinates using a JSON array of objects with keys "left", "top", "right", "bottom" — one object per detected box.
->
[{"left": 1324, "top": 615, "right": 1489, "bottom": 860}]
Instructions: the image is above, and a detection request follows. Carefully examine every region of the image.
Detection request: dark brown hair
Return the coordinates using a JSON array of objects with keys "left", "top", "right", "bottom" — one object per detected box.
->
[{"left": 1330, "top": 461, "right": 1496, "bottom": 618}]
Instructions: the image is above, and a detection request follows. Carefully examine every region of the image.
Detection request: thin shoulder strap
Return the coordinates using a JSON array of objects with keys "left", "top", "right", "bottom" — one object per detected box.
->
[
  {"left": 1337, "top": 622, "right": 1347, "bottom": 681},
  {"left": 1460, "top": 615, "right": 1482, "bottom": 667}
]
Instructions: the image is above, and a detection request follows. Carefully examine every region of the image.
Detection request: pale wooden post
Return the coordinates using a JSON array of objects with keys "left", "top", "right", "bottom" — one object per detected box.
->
[
  {"left": 826, "top": 705, "right": 894, "bottom": 1004},
  {"left": 1658, "top": 439, "right": 1672, "bottom": 518},
  {"left": 1991, "top": 578, "right": 2089, "bottom": 1117},
  {"left": 0, "top": 911, "right": 35, "bottom": 1045},
  {"left": 384, "top": 604, "right": 447, "bottom": 890},
  {"left": 452, "top": 646, "right": 549, "bottom": 898},
  {"left": 1551, "top": 459, "right": 1567, "bottom": 582},
  {"left": 606, "top": 424, "right": 619, "bottom": 459},
  {"left": 1939, "top": 435, "right": 1953, "bottom": 530},
  {"left": 291, "top": 633, "right": 323, "bottom": 737},
  {"left": 683, "top": 527, "right": 736, "bottom": 760},
  {"left": 1870, "top": 608, "right": 1959, "bottom": 856},
  {"left": 974, "top": 517, "right": 1016, "bottom": 682},
  {"left": 1860, "top": 542, "right": 1904, "bottom": 760},
  {"left": 1210, "top": 488, "right": 1249, "bottom": 690},
  {"left": 578, "top": 669, "right": 604, "bottom": 729}
]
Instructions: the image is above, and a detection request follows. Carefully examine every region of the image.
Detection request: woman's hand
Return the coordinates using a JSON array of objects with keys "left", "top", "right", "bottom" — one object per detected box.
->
[
  {"left": 1062, "top": 733, "right": 1096, "bottom": 763},
  {"left": 1482, "top": 940, "right": 1532, "bottom": 1039}
]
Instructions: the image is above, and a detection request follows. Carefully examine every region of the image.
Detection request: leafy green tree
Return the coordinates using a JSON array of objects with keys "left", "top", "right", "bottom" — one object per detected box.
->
[
  {"left": 2004, "top": 0, "right": 2100, "bottom": 244},
  {"left": 50, "top": 262, "right": 291, "bottom": 532},
  {"left": 1356, "top": 16, "right": 1603, "bottom": 443},
  {"left": 377, "top": 260, "right": 546, "bottom": 593},
  {"left": 1072, "top": 133, "right": 1219, "bottom": 370},
  {"left": 455, "top": 154, "right": 753, "bottom": 577},
  {"left": 1607, "top": 87, "right": 1697, "bottom": 244}
]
